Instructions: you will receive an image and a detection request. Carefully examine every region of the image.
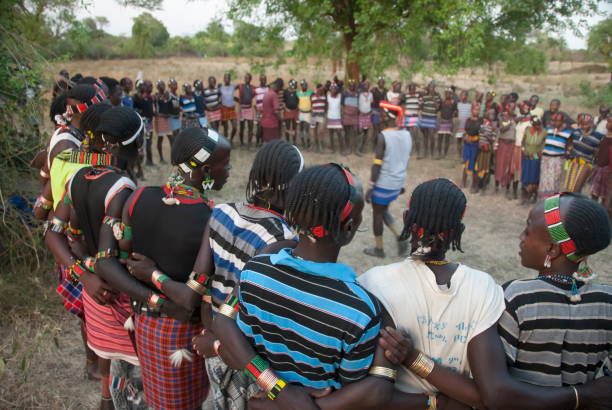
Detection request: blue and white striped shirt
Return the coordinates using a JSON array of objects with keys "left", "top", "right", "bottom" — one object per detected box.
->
[
  {"left": 543, "top": 127, "right": 572, "bottom": 156},
  {"left": 237, "top": 249, "right": 382, "bottom": 389}
]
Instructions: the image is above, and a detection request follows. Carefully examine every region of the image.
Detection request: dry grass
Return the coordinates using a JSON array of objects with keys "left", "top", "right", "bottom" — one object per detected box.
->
[{"left": 1, "top": 57, "right": 610, "bottom": 409}]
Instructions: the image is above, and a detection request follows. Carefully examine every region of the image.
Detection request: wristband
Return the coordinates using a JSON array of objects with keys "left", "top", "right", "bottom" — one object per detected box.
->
[
  {"left": 67, "top": 224, "right": 83, "bottom": 236},
  {"left": 38, "top": 196, "right": 53, "bottom": 210},
  {"left": 39, "top": 169, "right": 49, "bottom": 179},
  {"left": 409, "top": 352, "right": 435, "bottom": 379},
  {"left": 425, "top": 393, "right": 437, "bottom": 410},
  {"left": 186, "top": 271, "right": 210, "bottom": 295},
  {"left": 122, "top": 224, "right": 133, "bottom": 240},
  {"left": 96, "top": 248, "right": 118, "bottom": 261},
  {"left": 244, "top": 355, "right": 287, "bottom": 400},
  {"left": 368, "top": 366, "right": 396, "bottom": 382},
  {"left": 202, "top": 288, "right": 212, "bottom": 304},
  {"left": 49, "top": 216, "right": 67, "bottom": 234},
  {"left": 84, "top": 256, "right": 96, "bottom": 272},
  {"left": 68, "top": 260, "right": 87, "bottom": 284},
  {"left": 147, "top": 292, "right": 167, "bottom": 311},
  {"left": 372, "top": 158, "right": 384, "bottom": 165},
  {"left": 152, "top": 270, "right": 169, "bottom": 291},
  {"left": 119, "top": 250, "right": 129, "bottom": 260}
]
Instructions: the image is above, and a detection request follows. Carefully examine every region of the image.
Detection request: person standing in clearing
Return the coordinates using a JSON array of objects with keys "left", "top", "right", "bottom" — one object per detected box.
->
[
  {"left": 282, "top": 79, "right": 299, "bottom": 144},
  {"left": 342, "top": 79, "right": 360, "bottom": 155},
  {"left": 461, "top": 103, "right": 483, "bottom": 192},
  {"left": 364, "top": 102, "right": 412, "bottom": 258},
  {"left": 419, "top": 82, "right": 440, "bottom": 159},
  {"left": 514, "top": 101, "right": 532, "bottom": 200},
  {"left": 205, "top": 76, "right": 222, "bottom": 131},
  {"left": 167, "top": 79, "right": 182, "bottom": 138},
  {"left": 476, "top": 108, "right": 498, "bottom": 193},
  {"left": 562, "top": 113, "right": 605, "bottom": 193},
  {"left": 153, "top": 80, "right": 173, "bottom": 163},
  {"left": 296, "top": 79, "right": 313, "bottom": 149},
  {"left": 358, "top": 80, "right": 374, "bottom": 155},
  {"left": 403, "top": 83, "right": 422, "bottom": 159},
  {"left": 371, "top": 77, "right": 388, "bottom": 139},
  {"left": 254, "top": 75, "right": 268, "bottom": 146},
  {"left": 495, "top": 102, "right": 518, "bottom": 199},
  {"left": 386, "top": 80, "right": 402, "bottom": 105},
  {"left": 132, "top": 80, "right": 154, "bottom": 167},
  {"left": 261, "top": 78, "right": 283, "bottom": 143},
  {"left": 220, "top": 73, "right": 238, "bottom": 145},
  {"left": 520, "top": 115, "right": 546, "bottom": 204},
  {"left": 326, "top": 82, "right": 343, "bottom": 153},
  {"left": 594, "top": 104, "right": 609, "bottom": 135},
  {"left": 437, "top": 88, "right": 456, "bottom": 159},
  {"left": 542, "top": 99, "right": 575, "bottom": 129},
  {"left": 193, "top": 79, "right": 208, "bottom": 129},
  {"left": 529, "top": 95, "right": 544, "bottom": 119},
  {"left": 455, "top": 90, "right": 472, "bottom": 160},
  {"left": 538, "top": 113, "right": 572, "bottom": 198},
  {"left": 311, "top": 84, "right": 327, "bottom": 152},
  {"left": 120, "top": 77, "right": 134, "bottom": 108},
  {"left": 238, "top": 73, "right": 255, "bottom": 148},
  {"left": 591, "top": 117, "right": 612, "bottom": 209}
]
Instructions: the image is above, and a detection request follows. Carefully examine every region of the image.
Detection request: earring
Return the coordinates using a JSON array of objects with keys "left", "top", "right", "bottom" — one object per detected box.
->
[
  {"left": 201, "top": 176, "right": 215, "bottom": 191},
  {"left": 543, "top": 254, "right": 552, "bottom": 268}
]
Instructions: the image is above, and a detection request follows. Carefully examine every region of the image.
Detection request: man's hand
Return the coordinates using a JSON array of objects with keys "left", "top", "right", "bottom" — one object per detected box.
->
[
  {"left": 248, "top": 384, "right": 329, "bottom": 410},
  {"left": 80, "top": 272, "right": 116, "bottom": 305},
  {"left": 125, "top": 253, "right": 157, "bottom": 283},
  {"left": 378, "top": 326, "right": 417, "bottom": 365},
  {"left": 191, "top": 329, "right": 219, "bottom": 359},
  {"left": 578, "top": 376, "right": 612, "bottom": 410}
]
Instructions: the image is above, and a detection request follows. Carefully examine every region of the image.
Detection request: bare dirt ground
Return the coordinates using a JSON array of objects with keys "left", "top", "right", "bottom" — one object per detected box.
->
[{"left": 1, "top": 57, "right": 610, "bottom": 409}]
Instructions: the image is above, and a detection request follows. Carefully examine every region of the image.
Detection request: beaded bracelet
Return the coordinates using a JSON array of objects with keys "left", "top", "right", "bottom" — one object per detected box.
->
[
  {"left": 38, "top": 196, "right": 53, "bottom": 210},
  {"left": 244, "top": 355, "right": 287, "bottom": 400},
  {"left": 368, "top": 366, "right": 397, "bottom": 382},
  {"left": 119, "top": 250, "right": 129, "bottom": 260},
  {"left": 409, "top": 352, "right": 435, "bottom": 379},
  {"left": 84, "top": 256, "right": 96, "bottom": 272},
  {"left": 67, "top": 224, "right": 83, "bottom": 236},
  {"left": 152, "top": 270, "right": 170, "bottom": 291},
  {"left": 186, "top": 271, "right": 210, "bottom": 295},
  {"left": 147, "top": 293, "right": 167, "bottom": 312},
  {"left": 122, "top": 224, "right": 133, "bottom": 240},
  {"left": 202, "top": 288, "right": 212, "bottom": 304},
  {"left": 425, "top": 392, "right": 437, "bottom": 410},
  {"left": 96, "top": 249, "right": 118, "bottom": 261},
  {"left": 68, "top": 260, "right": 87, "bottom": 284},
  {"left": 218, "top": 294, "right": 240, "bottom": 320}
]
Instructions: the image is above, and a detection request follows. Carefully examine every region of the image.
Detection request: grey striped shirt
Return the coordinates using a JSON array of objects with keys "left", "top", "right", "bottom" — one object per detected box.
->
[{"left": 498, "top": 278, "right": 612, "bottom": 386}]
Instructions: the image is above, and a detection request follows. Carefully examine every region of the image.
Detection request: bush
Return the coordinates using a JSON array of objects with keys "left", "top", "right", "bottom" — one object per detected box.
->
[
  {"left": 578, "top": 81, "right": 612, "bottom": 109},
  {"left": 505, "top": 45, "right": 547, "bottom": 75}
]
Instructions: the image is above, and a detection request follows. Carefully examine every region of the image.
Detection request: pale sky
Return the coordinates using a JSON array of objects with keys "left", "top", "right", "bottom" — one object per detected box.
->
[{"left": 77, "top": 0, "right": 611, "bottom": 49}]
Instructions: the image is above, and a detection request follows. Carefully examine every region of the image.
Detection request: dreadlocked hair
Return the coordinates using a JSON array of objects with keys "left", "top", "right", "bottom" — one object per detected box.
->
[
  {"left": 49, "top": 92, "right": 67, "bottom": 124},
  {"left": 246, "top": 140, "right": 302, "bottom": 203},
  {"left": 285, "top": 164, "right": 352, "bottom": 242},
  {"left": 171, "top": 127, "right": 215, "bottom": 166},
  {"left": 562, "top": 193, "right": 611, "bottom": 256},
  {"left": 66, "top": 84, "right": 97, "bottom": 103},
  {"left": 80, "top": 103, "right": 112, "bottom": 136},
  {"left": 400, "top": 178, "right": 467, "bottom": 257}
]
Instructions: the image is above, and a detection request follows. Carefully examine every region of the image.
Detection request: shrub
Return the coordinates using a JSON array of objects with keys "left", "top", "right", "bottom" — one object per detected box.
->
[{"left": 505, "top": 45, "right": 547, "bottom": 75}]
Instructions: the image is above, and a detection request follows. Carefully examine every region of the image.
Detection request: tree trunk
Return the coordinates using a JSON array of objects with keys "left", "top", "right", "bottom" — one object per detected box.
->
[{"left": 343, "top": 32, "right": 360, "bottom": 81}]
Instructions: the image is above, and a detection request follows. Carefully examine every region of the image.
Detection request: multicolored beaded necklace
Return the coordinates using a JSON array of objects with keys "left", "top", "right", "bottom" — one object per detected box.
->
[
  {"left": 537, "top": 274, "right": 581, "bottom": 302},
  {"left": 162, "top": 176, "right": 212, "bottom": 207},
  {"left": 424, "top": 260, "right": 449, "bottom": 265}
]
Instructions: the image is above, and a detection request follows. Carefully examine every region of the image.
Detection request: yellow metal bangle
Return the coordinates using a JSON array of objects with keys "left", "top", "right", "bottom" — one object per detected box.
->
[
  {"left": 368, "top": 366, "right": 397, "bottom": 381},
  {"left": 218, "top": 303, "right": 238, "bottom": 320},
  {"left": 409, "top": 352, "right": 435, "bottom": 379},
  {"left": 372, "top": 158, "right": 384, "bottom": 165},
  {"left": 186, "top": 279, "right": 206, "bottom": 295}
]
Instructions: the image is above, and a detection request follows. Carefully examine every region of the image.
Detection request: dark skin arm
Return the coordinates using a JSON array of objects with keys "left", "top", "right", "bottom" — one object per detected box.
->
[
  {"left": 365, "top": 133, "right": 385, "bottom": 203},
  {"left": 95, "top": 191, "right": 192, "bottom": 322}
]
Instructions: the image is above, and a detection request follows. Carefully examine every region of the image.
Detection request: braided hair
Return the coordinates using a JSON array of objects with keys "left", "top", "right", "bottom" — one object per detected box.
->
[
  {"left": 49, "top": 92, "right": 67, "bottom": 125},
  {"left": 171, "top": 127, "right": 221, "bottom": 166},
  {"left": 66, "top": 84, "right": 97, "bottom": 103},
  {"left": 285, "top": 164, "right": 353, "bottom": 242},
  {"left": 246, "top": 140, "right": 303, "bottom": 203},
  {"left": 400, "top": 179, "right": 467, "bottom": 257},
  {"left": 80, "top": 103, "right": 112, "bottom": 138},
  {"left": 96, "top": 106, "right": 142, "bottom": 145},
  {"left": 562, "top": 193, "right": 611, "bottom": 256}
]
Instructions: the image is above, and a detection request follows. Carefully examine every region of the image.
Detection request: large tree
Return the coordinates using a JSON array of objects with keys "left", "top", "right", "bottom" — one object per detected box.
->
[
  {"left": 227, "top": 0, "right": 600, "bottom": 79},
  {"left": 587, "top": 18, "right": 612, "bottom": 68},
  {"left": 131, "top": 12, "right": 169, "bottom": 57}
]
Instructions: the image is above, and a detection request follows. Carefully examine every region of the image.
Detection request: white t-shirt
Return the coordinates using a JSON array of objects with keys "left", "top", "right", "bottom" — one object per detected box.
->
[
  {"left": 358, "top": 258, "right": 505, "bottom": 394},
  {"left": 327, "top": 93, "right": 342, "bottom": 120}
]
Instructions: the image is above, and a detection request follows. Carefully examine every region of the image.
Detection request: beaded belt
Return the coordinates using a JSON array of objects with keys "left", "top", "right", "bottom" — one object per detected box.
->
[{"left": 131, "top": 299, "right": 201, "bottom": 323}]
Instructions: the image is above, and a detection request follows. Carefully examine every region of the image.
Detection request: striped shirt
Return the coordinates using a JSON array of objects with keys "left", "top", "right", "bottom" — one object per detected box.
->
[
  {"left": 456, "top": 102, "right": 472, "bottom": 132},
  {"left": 255, "top": 86, "right": 268, "bottom": 110},
  {"left": 498, "top": 278, "right": 612, "bottom": 386},
  {"left": 543, "top": 128, "right": 572, "bottom": 156},
  {"left": 404, "top": 94, "right": 421, "bottom": 117},
  {"left": 180, "top": 95, "right": 196, "bottom": 114},
  {"left": 421, "top": 94, "right": 440, "bottom": 118},
  {"left": 204, "top": 88, "right": 221, "bottom": 110},
  {"left": 208, "top": 203, "right": 296, "bottom": 309},
  {"left": 237, "top": 249, "right": 382, "bottom": 389},
  {"left": 312, "top": 94, "right": 326, "bottom": 115},
  {"left": 571, "top": 128, "right": 605, "bottom": 163}
]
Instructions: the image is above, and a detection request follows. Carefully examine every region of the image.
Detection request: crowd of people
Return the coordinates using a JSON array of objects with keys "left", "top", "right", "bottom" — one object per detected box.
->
[{"left": 30, "top": 70, "right": 612, "bottom": 410}]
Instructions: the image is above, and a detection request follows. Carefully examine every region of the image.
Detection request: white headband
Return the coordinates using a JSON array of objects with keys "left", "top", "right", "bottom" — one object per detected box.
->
[{"left": 121, "top": 115, "right": 144, "bottom": 146}]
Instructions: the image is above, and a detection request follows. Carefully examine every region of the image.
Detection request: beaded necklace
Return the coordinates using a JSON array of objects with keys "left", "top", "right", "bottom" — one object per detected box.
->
[
  {"left": 537, "top": 273, "right": 581, "bottom": 302},
  {"left": 162, "top": 178, "right": 212, "bottom": 207},
  {"left": 423, "top": 260, "right": 449, "bottom": 266}
]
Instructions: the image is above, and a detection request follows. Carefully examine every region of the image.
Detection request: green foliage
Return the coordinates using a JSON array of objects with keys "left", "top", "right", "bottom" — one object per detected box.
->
[
  {"left": 131, "top": 12, "right": 170, "bottom": 57},
  {"left": 587, "top": 18, "right": 612, "bottom": 67},
  {"left": 504, "top": 44, "right": 548, "bottom": 75},
  {"left": 578, "top": 81, "right": 612, "bottom": 109}
]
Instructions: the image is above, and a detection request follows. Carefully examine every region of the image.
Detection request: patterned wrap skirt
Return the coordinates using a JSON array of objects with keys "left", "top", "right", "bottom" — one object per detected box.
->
[
  {"left": 495, "top": 139, "right": 515, "bottom": 186},
  {"left": 521, "top": 156, "right": 541, "bottom": 186},
  {"left": 538, "top": 155, "right": 565, "bottom": 197},
  {"left": 463, "top": 141, "right": 479, "bottom": 173},
  {"left": 562, "top": 157, "right": 593, "bottom": 192},
  {"left": 207, "top": 108, "right": 222, "bottom": 123},
  {"left": 419, "top": 116, "right": 437, "bottom": 129},
  {"left": 475, "top": 146, "right": 493, "bottom": 178},
  {"left": 438, "top": 118, "right": 453, "bottom": 134},
  {"left": 135, "top": 314, "right": 207, "bottom": 410},
  {"left": 83, "top": 291, "right": 138, "bottom": 365},
  {"left": 359, "top": 112, "right": 372, "bottom": 129},
  {"left": 221, "top": 105, "right": 237, "bottom": 121},
  {"left": 342, "top": 106, "right": 359, "bottom": 126},
  {"left": 283, "top": 109, "right": 298, "bottom": 121},
  {"left": 202, "top": 356, "right": 260, "bottom": 410},
  {"left": 405, "top": 116, "right": 419, "bottom": 128},
  {"left": 54, "top": 264, "right": 84, "bottom": 319},
  {"left": 239, "top": 105, "right": 254, "bottom": 121},
  {"left": 154, "top": 116, "right": 172, "bottom": 136},
  {"left": 591, "top": 165, "right": 611, "bottom": 198}
]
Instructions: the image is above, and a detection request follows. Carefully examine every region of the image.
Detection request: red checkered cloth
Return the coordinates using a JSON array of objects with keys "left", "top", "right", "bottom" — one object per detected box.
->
[
  {"left": 83, "top": 291, "right": 138, "bottom": 365},
  {"left": 207, "top": 108, "right": 222, "bottom": 123},
  {"left": 54, "top": 264, "right": 84, "bottom": 319},
  {"left": 135, "top": 314, "right": 208, "bottom": 409}
]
